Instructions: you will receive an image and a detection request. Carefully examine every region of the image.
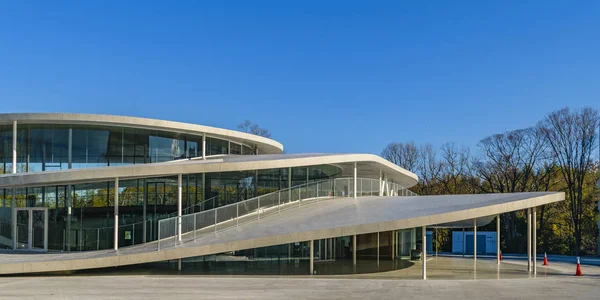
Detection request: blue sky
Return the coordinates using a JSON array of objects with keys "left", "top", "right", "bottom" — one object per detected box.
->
[{"left": 1, "top": 1, "right": 598, "bottom": 155}]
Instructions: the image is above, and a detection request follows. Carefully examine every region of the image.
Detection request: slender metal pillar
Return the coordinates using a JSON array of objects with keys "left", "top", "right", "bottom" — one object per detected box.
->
[
  {"left": 533, "top": 207, "right": 537, "bottom": 274},
  {"left": 391, "top": 231, "right": 395, "bottom": 260},
  {"left": 378, "top": 170, "right": 383, "bottom": 196},
  {"left": 202, "top": 133, "right": 206, "bottom": 159},
  {"left": 288, "top": 167, "right": 292, "bottom": 200},
  {"left": 353, "top": 234, "right": 357, "bottom": 265},
  {"left": 473, "top": 219, "right": 477, "bottom": 262},
  {"left": 353, "top": 162, "right": 357, "bottom": 198},
  {"left": 143, "top": 179, "right": 147, "bottom": 243},
  {"left": 178, "top": 259, "right": 182, "bottom": 271},
  {"left": 177, "top": 174, "right": 182, "bottom": 242},
  {"left": 114, "top": 178, "right": 119, "bottom": 251},
  {"left": 309, "top": 239, "right": 314, "bottom": 275},
  {"left": 527, "top": 208, "right": 531, "bottom": 272},
  {"left": 422, "top": 226, "right": 427, "bottom": 280},
  {"left": 12, "top": 120, "right": 17, "bottom": 174},
  {"left": 496, "top": 214, "right": 501, "bottom": 264},
  {"left": 435, "top": 227, "right": 438, "bottom": 257},
  {"left": 11, "top": 189, "right": 16, "bottom": 249},
  {"left": 377, "top": 232, "right": 380, "bottom": 266},
  {"left": 462, "top": 227, "right": 465, "bottom": 257},
  {"left": 66, "top": 185, "right": 72, "bottom": 251}
]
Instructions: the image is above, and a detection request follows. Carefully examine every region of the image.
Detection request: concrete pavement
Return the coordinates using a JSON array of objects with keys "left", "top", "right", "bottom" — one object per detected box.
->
[{"left": 0, "top": 275, "right": 598, "bottom": 300}]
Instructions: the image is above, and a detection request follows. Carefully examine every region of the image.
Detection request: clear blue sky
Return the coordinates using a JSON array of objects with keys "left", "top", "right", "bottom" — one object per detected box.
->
[{"left": 1, "top": 1, "right": 598, "bottom": 155}]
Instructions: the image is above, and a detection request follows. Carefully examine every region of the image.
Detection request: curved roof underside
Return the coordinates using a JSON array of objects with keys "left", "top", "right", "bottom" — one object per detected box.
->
[
  {"left": 0, "top": 113, "right": 284, "bottom": 154},
  {"left": 0, "top": 191, "right": 564, "bottom": 274},
  {"left": 0, "top": 153, "right": 419, "bottom": 189}
]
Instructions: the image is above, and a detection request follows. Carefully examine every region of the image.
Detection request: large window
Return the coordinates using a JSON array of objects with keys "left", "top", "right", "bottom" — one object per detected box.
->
[
  {"left": 206, "top": 137, "right": 229, "bottom": 155},
  {"left": 2, "top": 123, "right": 258, "bottom": 172}
]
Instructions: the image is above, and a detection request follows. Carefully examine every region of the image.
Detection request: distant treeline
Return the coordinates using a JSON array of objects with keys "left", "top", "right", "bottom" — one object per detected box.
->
[{"left": 382, "top": 107, "right": 599, "bottom": 256}]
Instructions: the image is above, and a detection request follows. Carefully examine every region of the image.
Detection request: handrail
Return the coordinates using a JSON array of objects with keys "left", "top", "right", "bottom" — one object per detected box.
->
[
  {"left": 60, "top": 177, "right": 416, "bottom": 252},
  {"left": 166, "top": 195, "right": 221, "bottom": 217},
  {"left": 157, "top": 177, "right": 418, "bottom": 251}
]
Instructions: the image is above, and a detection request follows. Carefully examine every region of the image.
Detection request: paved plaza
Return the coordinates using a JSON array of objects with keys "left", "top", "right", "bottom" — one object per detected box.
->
[{"left": 0, "top": 256, "right": 598, "bottom": 299}]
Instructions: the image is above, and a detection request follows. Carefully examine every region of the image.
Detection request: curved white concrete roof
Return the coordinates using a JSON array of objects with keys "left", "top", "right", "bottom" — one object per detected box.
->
[
  {"left": 0, "top": 113, "right": 284, "bottom": 154},
  {"left": 0, "top": 191, "right": 564, "bottom": 274},
  {"left": 0, "top": 153, "right": 419, "bottom": 188}
]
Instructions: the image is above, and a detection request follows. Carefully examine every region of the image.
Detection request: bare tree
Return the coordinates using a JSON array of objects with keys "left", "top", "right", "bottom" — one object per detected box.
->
[
  {"left": 439, "top": 143, "right": 472, "bottom": 194},
  {"left": 475, "top": 128, "right": 549, "bottom": 193},
  {"left": 237, "top": 120, "right": 272, "bottom": 138},
  {"left": 415, "top": 143, "right": 443, "bottom": 195},
  {"left": 381, "top": 142, "right": 419, "bottom": 172},
  {"left": 538, "top": 107, "right": 599, "bottom": 255},
  {"left": 474, "top": 127, "right": 553, "bottom": 252}
]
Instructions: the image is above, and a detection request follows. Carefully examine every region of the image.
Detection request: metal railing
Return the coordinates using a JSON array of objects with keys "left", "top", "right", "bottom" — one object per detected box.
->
[
  {"left": 166, "top": 195, "right": 221, "bottom": 217},
  {"left": 62, "top": 195, "right": 222, "bottom": 251},
  {"left": 157, "top": 177, "right": 417, "bottom": 251},
  {"left": 57, "top": 178, "right": 416, "bottom": 252}
]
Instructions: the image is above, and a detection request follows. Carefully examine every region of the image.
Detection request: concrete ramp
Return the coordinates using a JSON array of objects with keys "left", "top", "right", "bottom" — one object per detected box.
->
[{"left": 0, "top": 192, "right": 564, "bottom": 275}]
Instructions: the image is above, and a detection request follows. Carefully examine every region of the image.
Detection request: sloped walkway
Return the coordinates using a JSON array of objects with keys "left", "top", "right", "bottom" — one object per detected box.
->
[{"left": 0, "top": 192, "right": 563, "bottom": 275}]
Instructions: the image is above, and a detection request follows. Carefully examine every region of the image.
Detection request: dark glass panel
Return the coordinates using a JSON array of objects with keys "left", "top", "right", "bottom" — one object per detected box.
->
[
  {"left": 28, "top": 125, "right": 69, "bottom": 172},
  {"left": 149, "top": 132, "right": 185, "bottom": 163},
  {"left": 186, "top": 135, "right": 203, "bottom": 159},
  {"left": 230, "top": 142, "right": 241, "bottom": 155},
  {"left": 0, "top": 125, "right": 12, "bottom": 174},
  {"left": 206, "top": 137, "right": 228, "bottom": 156},
  {"left": 72, "top": 126, "right": 110, "bottom": 168},
  {"left": 242, "top": 145, "right": 253, "bottom": 155}
]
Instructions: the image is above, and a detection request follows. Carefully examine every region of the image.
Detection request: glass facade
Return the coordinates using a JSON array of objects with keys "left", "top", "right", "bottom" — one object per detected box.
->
[
  {"left": 0, "top": 119, "right": 420, "bottom": 276},
  {"left": 0, "top": 164, "right": 342, "bottom": 251},
  {"left": 70, "top": 229, "right": 422, "bottom": 276},
  {"left": 0, "top": 123, "right": 257, "bottom": 173}
]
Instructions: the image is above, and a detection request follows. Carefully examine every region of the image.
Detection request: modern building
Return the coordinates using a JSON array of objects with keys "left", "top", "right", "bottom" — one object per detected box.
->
[{"left": 0, "top": 113, "right": 564, "bottom": 277}]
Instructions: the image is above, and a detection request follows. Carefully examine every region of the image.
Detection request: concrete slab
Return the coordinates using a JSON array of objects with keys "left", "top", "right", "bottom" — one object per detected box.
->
[{"left": 0, "top": 192, "right": 564, "bottom": 274}]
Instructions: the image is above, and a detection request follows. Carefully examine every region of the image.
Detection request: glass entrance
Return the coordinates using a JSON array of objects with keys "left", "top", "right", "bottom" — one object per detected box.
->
[
  {"left": 315, "top": 238, "right": 336, "bottom": 262},
  {"left": 13, "top": 208, "right": 48, "bottom": 251},
  {"left": 145, "top": 182, "right": 166, "bottom": 242}
]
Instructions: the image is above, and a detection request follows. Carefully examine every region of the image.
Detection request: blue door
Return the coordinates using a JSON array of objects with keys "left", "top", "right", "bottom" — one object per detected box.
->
[{"left": 465, "top": 234, "right": 486, "bottom": 254}]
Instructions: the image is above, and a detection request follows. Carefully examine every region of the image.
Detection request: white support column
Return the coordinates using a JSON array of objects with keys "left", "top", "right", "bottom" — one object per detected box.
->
[
  {"left": 177, "top": 259, "right": 182, "bottom": 271},
  {"left": 462, "top": 227, "right": 465, "bottom": 257},
  {"left": 435, "top": 227, "right": 438, "bottom": 257},
  {"left": 177, "top": 174, "right": 182, "bottom": 242},
  {"left": 353, "top": 162, "right": 357, "bottom": 198},
  {"left": 309, "top": 239, "right": 314, "bottom": 275},
  {"left": 143, "top": 180, "right": 147, "bottom": 243},
  {"left": 473, "top": 219, "right": 477, "bottom": 262},
  {"left": 202, "top": 133, "right": 206, "bottom": 159},
  {"left": 353, "top": 234, "right": 357, "bottom": 265},
  {"left": 385, "top": 177, "right": 390, "bottom": 196},
  {"left": 377, "top": 232, "right": 380, "bottom": 267},
  {"left": 12, "top": 120, "right": 17, "bottom": 174},
  {"left": 497, "top": 214, "right": 501, "bottom": 264},
  {"left": 379, "top": 170, "right": 383, "bottom": 196},
  {"left": 527, "top": 208, "right": 531, "bottom": 272},
  {"left": 533, "top": 207, "right": 537, "bottom": 275},
  {"left": 288, "top": 167, "right": 292, "bottom": 200},
  {"left": 11, "top": 189, "right": 16, "bottom": 249},
  {"left": 422, "top": 226, "right": 427, "bottom": 280},
  {"left": 114, "top": 178, "right": 119, "bottom": 251}
]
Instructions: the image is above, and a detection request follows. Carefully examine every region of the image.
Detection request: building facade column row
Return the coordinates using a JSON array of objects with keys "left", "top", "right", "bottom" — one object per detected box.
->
[{"left": 114, "top": 177, "right": 119, "bottom": 251}]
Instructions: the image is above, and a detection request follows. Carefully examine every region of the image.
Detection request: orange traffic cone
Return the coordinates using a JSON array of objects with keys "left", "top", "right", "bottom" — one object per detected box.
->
[
  {"left": 543, "top": 253, "right": 548, "bottom": 266},
  {"left": 575, "top": 257, "right": 583, "bottom": 276}
]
